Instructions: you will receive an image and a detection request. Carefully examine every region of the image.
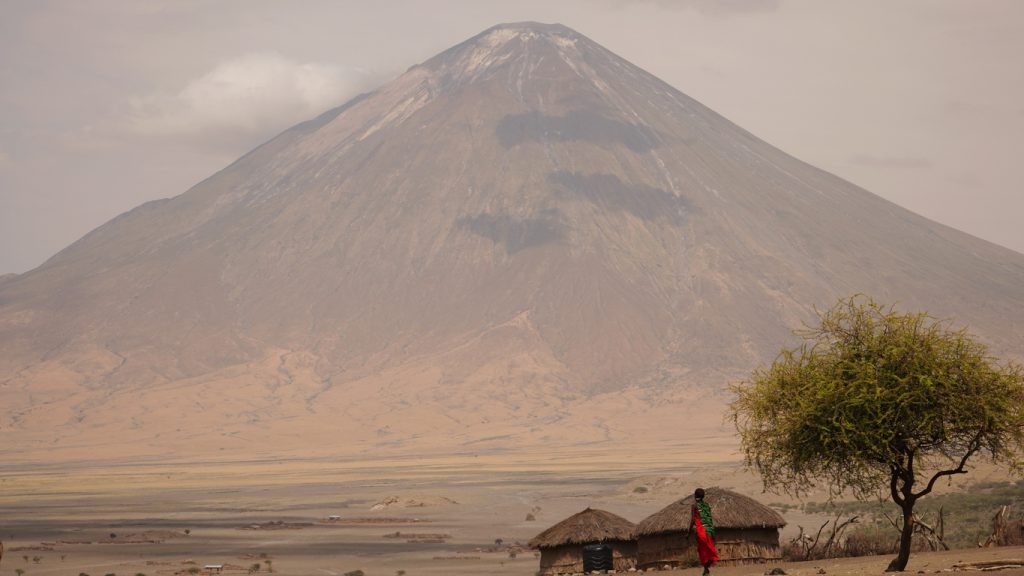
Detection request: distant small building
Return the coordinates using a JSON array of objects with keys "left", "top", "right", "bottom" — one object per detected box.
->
[
  {"left": 529, "top": 507, "right": 638, "bottom": 575},
  {"left": 327, "top": 515, "right": 341, "bottom": 521},
  {"left": 635, "top": 487, "right": 786, "bottom": 569},
  {"left": 203, "top": 564, "right": 224, "bottom": 573}
]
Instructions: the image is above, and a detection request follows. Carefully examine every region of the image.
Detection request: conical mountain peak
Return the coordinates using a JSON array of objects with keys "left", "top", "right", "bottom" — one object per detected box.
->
[
  {"left": 443, "top": 21, "right": 588, "bottom": 57},
  {"left": 473, "top": 21, "right": 588, "bottom": 50},
  {"left": 416, "top": 21, "right": 611, "bottom": 90},
  {"left": 2, "top": 23, "right": 1023, "bottom": 463},
  {"left": 482, "top": 21, "right": 582, "bottom": 38}
]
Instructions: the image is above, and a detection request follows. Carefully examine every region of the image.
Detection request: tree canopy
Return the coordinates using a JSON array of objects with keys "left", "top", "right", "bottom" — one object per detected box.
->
[{"left": 730, "top": 295, "right": 1024, "bottom": 570}]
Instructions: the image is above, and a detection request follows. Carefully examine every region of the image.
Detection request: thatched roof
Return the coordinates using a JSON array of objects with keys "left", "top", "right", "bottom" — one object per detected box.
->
[
  {"left": 529, "top": 507, "right": 636, "bottom": 549},
  {"left": 635, "top": 487, "right": 786, "bottom": 536}
]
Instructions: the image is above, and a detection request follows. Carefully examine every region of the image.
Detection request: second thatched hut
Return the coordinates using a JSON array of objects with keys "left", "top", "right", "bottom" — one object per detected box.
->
[
  {"left": 635, "top": 487, "right": 786, "bottom": 569},
  {"left": 529, "top": 507, "right": 638, "bottom": 575}
]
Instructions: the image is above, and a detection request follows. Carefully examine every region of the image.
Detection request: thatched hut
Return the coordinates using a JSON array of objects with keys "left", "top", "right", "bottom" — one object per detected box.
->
[
  {"left": 636, "top": 487, "right": 786, "bottom": 569},
  {"left": 529, "top": 507, "right": 638, "bottom": 575}
]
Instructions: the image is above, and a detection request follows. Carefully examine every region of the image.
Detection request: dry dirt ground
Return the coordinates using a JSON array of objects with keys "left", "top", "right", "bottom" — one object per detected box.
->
[{"left": 1, "top": 455, "right": 1019, "bottom": 576}]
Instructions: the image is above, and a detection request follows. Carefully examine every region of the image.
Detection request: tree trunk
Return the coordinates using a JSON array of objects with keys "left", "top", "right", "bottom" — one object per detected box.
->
[{"left": 887, "top": 504, "right": 915, "bottom": 571}]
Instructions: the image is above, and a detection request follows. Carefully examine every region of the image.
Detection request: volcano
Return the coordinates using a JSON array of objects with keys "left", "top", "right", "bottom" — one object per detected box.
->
[{"left": 3, "top": 23, "right": 1023, "bottom": 463}]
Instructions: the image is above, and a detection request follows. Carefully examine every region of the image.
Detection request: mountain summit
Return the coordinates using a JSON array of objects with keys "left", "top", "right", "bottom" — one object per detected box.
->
[{"left": 3, "top": 23, "right": 1023, "bottom": 463}]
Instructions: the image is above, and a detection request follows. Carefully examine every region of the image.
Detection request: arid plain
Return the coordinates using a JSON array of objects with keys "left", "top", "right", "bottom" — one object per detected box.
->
[{"left": 3, "top": 451, "right": 1021, "bottom": 576}]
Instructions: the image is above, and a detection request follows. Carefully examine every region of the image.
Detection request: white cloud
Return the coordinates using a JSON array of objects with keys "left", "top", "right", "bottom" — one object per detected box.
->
[{"left": 126, "top": 52, "right": 369, "bottom": 140}]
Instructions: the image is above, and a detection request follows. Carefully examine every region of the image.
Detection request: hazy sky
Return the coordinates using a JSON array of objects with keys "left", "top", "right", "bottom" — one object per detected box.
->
[{"left": 2, "top": 0, "right": 1023, "bottom": 274}]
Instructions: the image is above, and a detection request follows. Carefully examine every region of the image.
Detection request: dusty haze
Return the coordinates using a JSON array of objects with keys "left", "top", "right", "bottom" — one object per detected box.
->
[
  {"left": 2, "top": 22, "right": 1023, "bottom": 467},
  {"left": 3, "top": 1, "right": 1024, "bottom": 275}
]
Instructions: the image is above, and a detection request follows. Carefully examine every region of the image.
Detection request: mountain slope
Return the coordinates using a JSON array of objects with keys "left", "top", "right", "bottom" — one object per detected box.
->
[{"left": 2, "top": 22, "right": 1023, "bottom": 463}]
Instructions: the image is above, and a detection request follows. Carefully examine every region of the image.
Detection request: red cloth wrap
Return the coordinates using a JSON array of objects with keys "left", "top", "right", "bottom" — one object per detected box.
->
[{"left": 693, "top": 506, "right": 719, "bottom": 566}]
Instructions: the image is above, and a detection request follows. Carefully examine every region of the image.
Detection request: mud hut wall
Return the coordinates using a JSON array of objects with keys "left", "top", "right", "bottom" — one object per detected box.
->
[
  {"left": 537, "top": 541, "right": 638, "bottom": 576},
  {"left": 637, "top": 528, "right": 781, "bottom": 569},
  {"left": 638, "top": 530, "right": 696, "bottom": 569},
  {"left": 612, "top": 541, "right": 639, "bottom": 571},
  {"left": 538, "top": 545, "right": 582, "bottom": 576}
]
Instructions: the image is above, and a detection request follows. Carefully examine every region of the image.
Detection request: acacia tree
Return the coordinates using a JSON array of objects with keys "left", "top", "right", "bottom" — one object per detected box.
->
[{"left": 730, "top": 296, "right": 1024, "bottom": 571}]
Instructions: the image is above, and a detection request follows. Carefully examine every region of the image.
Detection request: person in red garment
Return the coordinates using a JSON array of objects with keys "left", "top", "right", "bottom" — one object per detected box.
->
[{"left": 688, "top": 488, "right": 719, "bottom": 575}]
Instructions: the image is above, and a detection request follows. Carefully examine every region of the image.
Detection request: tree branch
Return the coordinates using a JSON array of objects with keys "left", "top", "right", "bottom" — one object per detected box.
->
[
  {"left": 914, "top": 513, "right": 949, "bottom": 551},
  {"left": 882, "top": 511, "right": 901, "bottom": 532},
  {"left": 905, "top": 448, "right": 916, "bottom": 490},
  {"left": 914, "top": 433, "right": 983, "bottom": 499},
  {"left": 823, "top": 515, "right": 860, "bottom": 556},
  {"left": 805, "top": 519, "right": 830, "bottom": 559},
  {"left": 890, "top": 466, "right": 904, "bottom": 507}
]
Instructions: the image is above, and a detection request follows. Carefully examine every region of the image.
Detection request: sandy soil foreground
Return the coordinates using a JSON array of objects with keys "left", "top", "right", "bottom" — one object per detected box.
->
[
  {"left": 1, "top": 456, "right": 1018, "bottom": 576},
  {"left": 6, "top": 531, "right": 1024, "bottom": 576}
]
